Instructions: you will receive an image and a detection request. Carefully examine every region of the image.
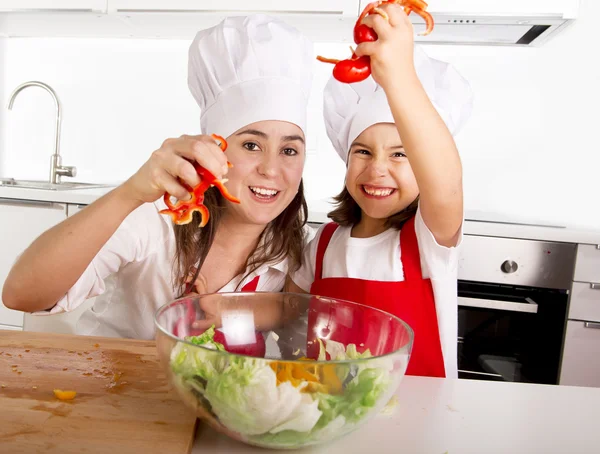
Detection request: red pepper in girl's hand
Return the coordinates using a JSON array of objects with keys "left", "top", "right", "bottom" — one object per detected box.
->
[
  {"left": 317, "top": 0, "right": 435, "bottom": 84},
  {"left": 354, "top": 23, "right": 378, "bottom": 44}
]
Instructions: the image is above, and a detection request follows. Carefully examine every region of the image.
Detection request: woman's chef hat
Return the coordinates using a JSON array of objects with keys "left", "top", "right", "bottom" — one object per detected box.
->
[
  {"left": 188, "top": 15, "right": 314, "bottom": 138},
  {"left": 323, "top": 45, "right": 474, "bottom": 163}
]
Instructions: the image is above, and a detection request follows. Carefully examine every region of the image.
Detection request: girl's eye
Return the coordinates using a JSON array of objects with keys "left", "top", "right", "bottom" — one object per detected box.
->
[
  {"left": 244, "top": 142, "right": 260, "bottom": 151},
  {"left": 282, "top": 148, "right": 298, "bottom": 156},
  {"left": 354, "top": 149, "right": 370, "bottom": 155},
  {"left": 392, "top": 151, "right": 406, "bottom": 158}
]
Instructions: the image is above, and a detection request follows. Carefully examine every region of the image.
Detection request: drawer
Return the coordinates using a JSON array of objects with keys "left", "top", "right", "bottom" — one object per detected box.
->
[
  {"left": 574, "top": 244, "right": 600, "bottom": 283},
  {"left": 568, "top": 282, "right": 600, "bottom": 323},
  {"left": 559, "top": 320, "right": 600, "bottom": 388}
]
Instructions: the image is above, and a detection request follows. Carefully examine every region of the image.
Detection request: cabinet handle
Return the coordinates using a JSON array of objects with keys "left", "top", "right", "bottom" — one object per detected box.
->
[
  {"left": 458, "top": 296, "right": 538, "bottom": 314},
  {"left": 591, "top": 284, "right": 600, "bottom": 290},
  {"left": 0, "top": 198, "right": 62, "bottom": 209},
  {"left": 584, "top": 322, "right": 600, "bottom": 330}
]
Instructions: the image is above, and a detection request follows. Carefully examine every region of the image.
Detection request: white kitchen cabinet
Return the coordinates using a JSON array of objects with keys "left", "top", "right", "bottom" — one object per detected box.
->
[
  {"left": 559, "top": 320, "right": 600, "bottom": 388},
  {"left": 0, "top": 1, "right": 106, "bottom": 12},
  {"left": 106, "top": 0, "right": 360, "bottom": 15},
  {"left": 22, "top": 203, "right": 94, "bottom": 335},
  {"left": 0, "top": 198, "right": 68, "bottom": 328},
  {"left": 573, "top": 244, "right": 600, "bottom": 284},
  {"left": 568, "top": 282, "right": 600, "bottom": 323},
  {"left": 559, "top": 243, "right": 600, "bottom": 388}
]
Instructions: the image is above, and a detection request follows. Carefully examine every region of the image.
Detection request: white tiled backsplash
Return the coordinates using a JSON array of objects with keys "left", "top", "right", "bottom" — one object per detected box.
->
[{"left": 1, "top": 0, "right": 599, "bottom": 229}]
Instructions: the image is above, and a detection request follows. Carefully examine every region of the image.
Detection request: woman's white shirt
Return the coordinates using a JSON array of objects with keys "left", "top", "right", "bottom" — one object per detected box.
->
[{"left": 33, "top": 200, "right": 314, "bottom": 340}]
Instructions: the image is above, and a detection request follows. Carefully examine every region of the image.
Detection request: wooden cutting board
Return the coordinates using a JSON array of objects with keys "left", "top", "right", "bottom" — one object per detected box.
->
[{"left": 0, "top": 330, "right": 198, "bottom": 453}]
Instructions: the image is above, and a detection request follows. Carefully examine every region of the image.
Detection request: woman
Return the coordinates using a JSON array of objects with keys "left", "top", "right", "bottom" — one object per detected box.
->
[{"left": 2, "top": 14, "right": 315, "bottom": 340}]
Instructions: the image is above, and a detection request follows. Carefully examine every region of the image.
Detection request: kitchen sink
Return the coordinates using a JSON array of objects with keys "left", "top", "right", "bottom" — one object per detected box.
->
[{"left": 0, "top": 178, "right": 111, "bottom": 191}]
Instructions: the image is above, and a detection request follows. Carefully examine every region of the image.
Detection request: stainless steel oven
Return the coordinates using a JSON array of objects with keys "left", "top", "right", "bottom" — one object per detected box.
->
[{"left": 457, "top": 234, "right": 577, "bottom": 384}]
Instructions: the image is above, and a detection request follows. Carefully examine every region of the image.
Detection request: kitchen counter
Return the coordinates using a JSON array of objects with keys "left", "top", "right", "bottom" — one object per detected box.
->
[
  {"left": 308, "top": 201, "right": 600, "bottom": 245},
  {"left": 2, "top": 185, "right": 599, "bottom": 245},
  {"left": 192, "top": 375, "right": 600, "bottom": 454},
  {"left": 4, "top": 329, "right": 599, "bottom": 454},
  {"left": 0, "top": 184, "right": 116, "bottom": 205}
]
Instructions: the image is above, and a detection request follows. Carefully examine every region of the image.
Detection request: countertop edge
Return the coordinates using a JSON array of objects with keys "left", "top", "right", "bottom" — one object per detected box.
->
[{"left": 1, "top": 187, "right": 599, "bottom": 245}]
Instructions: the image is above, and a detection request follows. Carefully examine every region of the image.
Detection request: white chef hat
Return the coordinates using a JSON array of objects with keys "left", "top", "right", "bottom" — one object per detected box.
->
[
  {"left": 323, "top": 45, "right": 474, "bottom": 163},
  {"left": 188, "top": 15, "right": 314, "bottom": 139}
]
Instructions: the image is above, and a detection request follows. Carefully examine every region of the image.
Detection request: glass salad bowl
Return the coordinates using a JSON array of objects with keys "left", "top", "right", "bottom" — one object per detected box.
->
[{"left": 154, "top": 292, "right": 413, "bottom": 450}]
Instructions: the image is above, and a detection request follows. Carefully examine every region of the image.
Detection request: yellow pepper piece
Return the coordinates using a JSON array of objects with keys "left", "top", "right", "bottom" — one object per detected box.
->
[
  {"left": 53, "top": 389, "right": 77, "bottom": 400},
  {"left": 319, "top": 364, "right": 343, "bottom": 395},
  {"left": 269, "top": 361, "right": 343, "bottom": 394}
]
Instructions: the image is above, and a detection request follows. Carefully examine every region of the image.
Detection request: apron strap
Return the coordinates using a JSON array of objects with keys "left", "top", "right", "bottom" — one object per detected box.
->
[
  {"left": 241, "top": 275, "right": 260, "bottom": 291},
  {"left": 314, "top": 223, "right": 339, "bottom": 280},
  {"left": 399, "top": 216, "right": 424, "bottom": 281}
]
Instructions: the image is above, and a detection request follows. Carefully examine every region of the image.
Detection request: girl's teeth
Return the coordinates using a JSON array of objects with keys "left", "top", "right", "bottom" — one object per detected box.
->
[
  {"left": 364, "top": 186, "right": 393, "bottom": 196},
  {"left": 250, "top": 187, "right": 278, "bottom": 196}
]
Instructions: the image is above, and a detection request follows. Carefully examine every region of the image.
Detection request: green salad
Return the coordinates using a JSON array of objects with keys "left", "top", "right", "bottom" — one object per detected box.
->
[{"left": 169, "top": 326, "right": 400, "bottom": 448}]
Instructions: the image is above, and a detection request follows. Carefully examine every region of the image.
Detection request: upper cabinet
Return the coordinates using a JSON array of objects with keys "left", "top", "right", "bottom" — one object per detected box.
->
[
  {"left": 0, "top": 0, "right": 579, "bottom": 45},
  {"left": 0, "top": 1, "right": 106, "bottom": 12},
  {"left": 106, "top": 0, "right": 360, "bottom": 16}
]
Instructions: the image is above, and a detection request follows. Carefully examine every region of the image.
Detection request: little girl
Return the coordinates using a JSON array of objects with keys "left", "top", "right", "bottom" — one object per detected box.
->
[{"left": 287, "top": 4, "right": 473, "bottom": 378}]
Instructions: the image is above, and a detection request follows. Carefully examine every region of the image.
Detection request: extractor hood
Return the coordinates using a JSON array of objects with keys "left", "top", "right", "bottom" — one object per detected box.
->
[
  {"left": 395, "top": 0, "right": 581, "bottom": 46},
  {"left": 0, "top": 0, "right": 580, "bottom": 45}
]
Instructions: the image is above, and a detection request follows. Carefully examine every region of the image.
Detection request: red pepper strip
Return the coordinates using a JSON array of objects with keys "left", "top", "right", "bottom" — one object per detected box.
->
[
  {"left": 407, "top": 0, "right": 428, "bottom": 10},
  {"left": 416, "top": 10, "right": 434, "bottom": 36},
  {"left": 159, "top": 133, "right": 240, "bottom": 227},
  {"left": 316, "top": 54, "right": 371, "bottom": 84},
  {"left": 211, "top": 179, "right": 241, "bottom": 204}
]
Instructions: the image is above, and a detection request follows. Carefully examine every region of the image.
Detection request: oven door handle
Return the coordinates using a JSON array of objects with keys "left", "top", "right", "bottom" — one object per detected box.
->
[{"left": 458, "top": 296, "right": 539, "bottom": 314}]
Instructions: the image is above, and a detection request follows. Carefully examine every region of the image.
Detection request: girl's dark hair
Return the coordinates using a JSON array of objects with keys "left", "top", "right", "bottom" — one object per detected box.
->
[
  {"left": 173, "top": 181, "right": 308, "bottom": 292},
  {"left": 328, "top": 187, "right": 419, "bottom": 229}
]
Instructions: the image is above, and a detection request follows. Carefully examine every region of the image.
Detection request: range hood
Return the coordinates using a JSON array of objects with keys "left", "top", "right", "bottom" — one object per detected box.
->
[
  {"left": 396, "top": 0, "right": 581, "bottom": 46},
  {"left": 0, "top": 0, "right": 580, "bottom": 46}
]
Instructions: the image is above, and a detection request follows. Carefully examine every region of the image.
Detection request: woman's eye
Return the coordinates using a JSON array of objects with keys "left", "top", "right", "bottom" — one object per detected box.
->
[
  {"left": 354, "top": 149, "right": 370, "bottom": 155},
  {"left": 244, "top": 142, "right": 260, "bottom": 151},
  {"left": 282, "top": 148, "right": 298, "bottom": 156},
  {"left": 392, "top": 152, "right": 406, "bottom": 158}
]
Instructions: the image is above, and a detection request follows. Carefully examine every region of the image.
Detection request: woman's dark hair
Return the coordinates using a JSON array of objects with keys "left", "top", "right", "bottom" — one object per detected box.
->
[{"left": 173, "top": 181, "right": 308, "bottom": 292}]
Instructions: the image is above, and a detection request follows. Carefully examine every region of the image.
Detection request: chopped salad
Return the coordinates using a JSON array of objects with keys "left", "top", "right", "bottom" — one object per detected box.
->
[{"left": 169, "top": 326, "right": 401, "bottom": 448}]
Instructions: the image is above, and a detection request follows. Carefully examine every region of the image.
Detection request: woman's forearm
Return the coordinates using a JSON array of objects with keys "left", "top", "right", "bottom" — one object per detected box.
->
[{"left": 2, "top": 184, "right": 143, "bottom": 312}]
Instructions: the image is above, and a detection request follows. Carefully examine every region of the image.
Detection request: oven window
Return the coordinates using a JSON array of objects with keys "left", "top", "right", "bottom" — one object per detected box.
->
[{"left": 457, "top": 281, "right": 568, "bottom": 385}]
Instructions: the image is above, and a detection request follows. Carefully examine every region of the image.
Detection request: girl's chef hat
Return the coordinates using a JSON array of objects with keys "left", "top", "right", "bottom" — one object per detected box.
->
[
  {"left": 323, "top": 45, "right": 474, "bottom": 163},
  {"left": 188, "top": 15, "right": 314, "bottom": 138}
]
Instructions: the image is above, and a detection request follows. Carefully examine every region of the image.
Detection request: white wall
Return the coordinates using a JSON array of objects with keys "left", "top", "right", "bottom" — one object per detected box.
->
[
  {"left": 425, "top": 0, "right": 600, "bottom": 229},
  {"left": 0, "top": 0, "right": 599, "bottom": 229}
]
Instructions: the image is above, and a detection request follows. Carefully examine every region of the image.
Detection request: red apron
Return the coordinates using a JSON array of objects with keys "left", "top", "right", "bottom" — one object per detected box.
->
[
  {"left": 173, "top": 275, "right": 260, "bottom": 337},
  {"left": 308, "top": 217, "right": 446, "bottom": 378}
]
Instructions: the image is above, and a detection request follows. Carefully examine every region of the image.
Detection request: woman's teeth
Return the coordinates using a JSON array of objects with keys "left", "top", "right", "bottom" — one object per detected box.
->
[
  {"left": 250, "top": 186, "right": 279, "bottom": 198},
  {"left": 363, "top": 186, "right": 394, "bottom": 197}
]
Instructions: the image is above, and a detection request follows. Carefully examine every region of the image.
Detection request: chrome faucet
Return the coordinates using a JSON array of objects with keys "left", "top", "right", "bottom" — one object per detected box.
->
[{"left": 7, "top": 81, "right": 76, "bottom": 184}]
